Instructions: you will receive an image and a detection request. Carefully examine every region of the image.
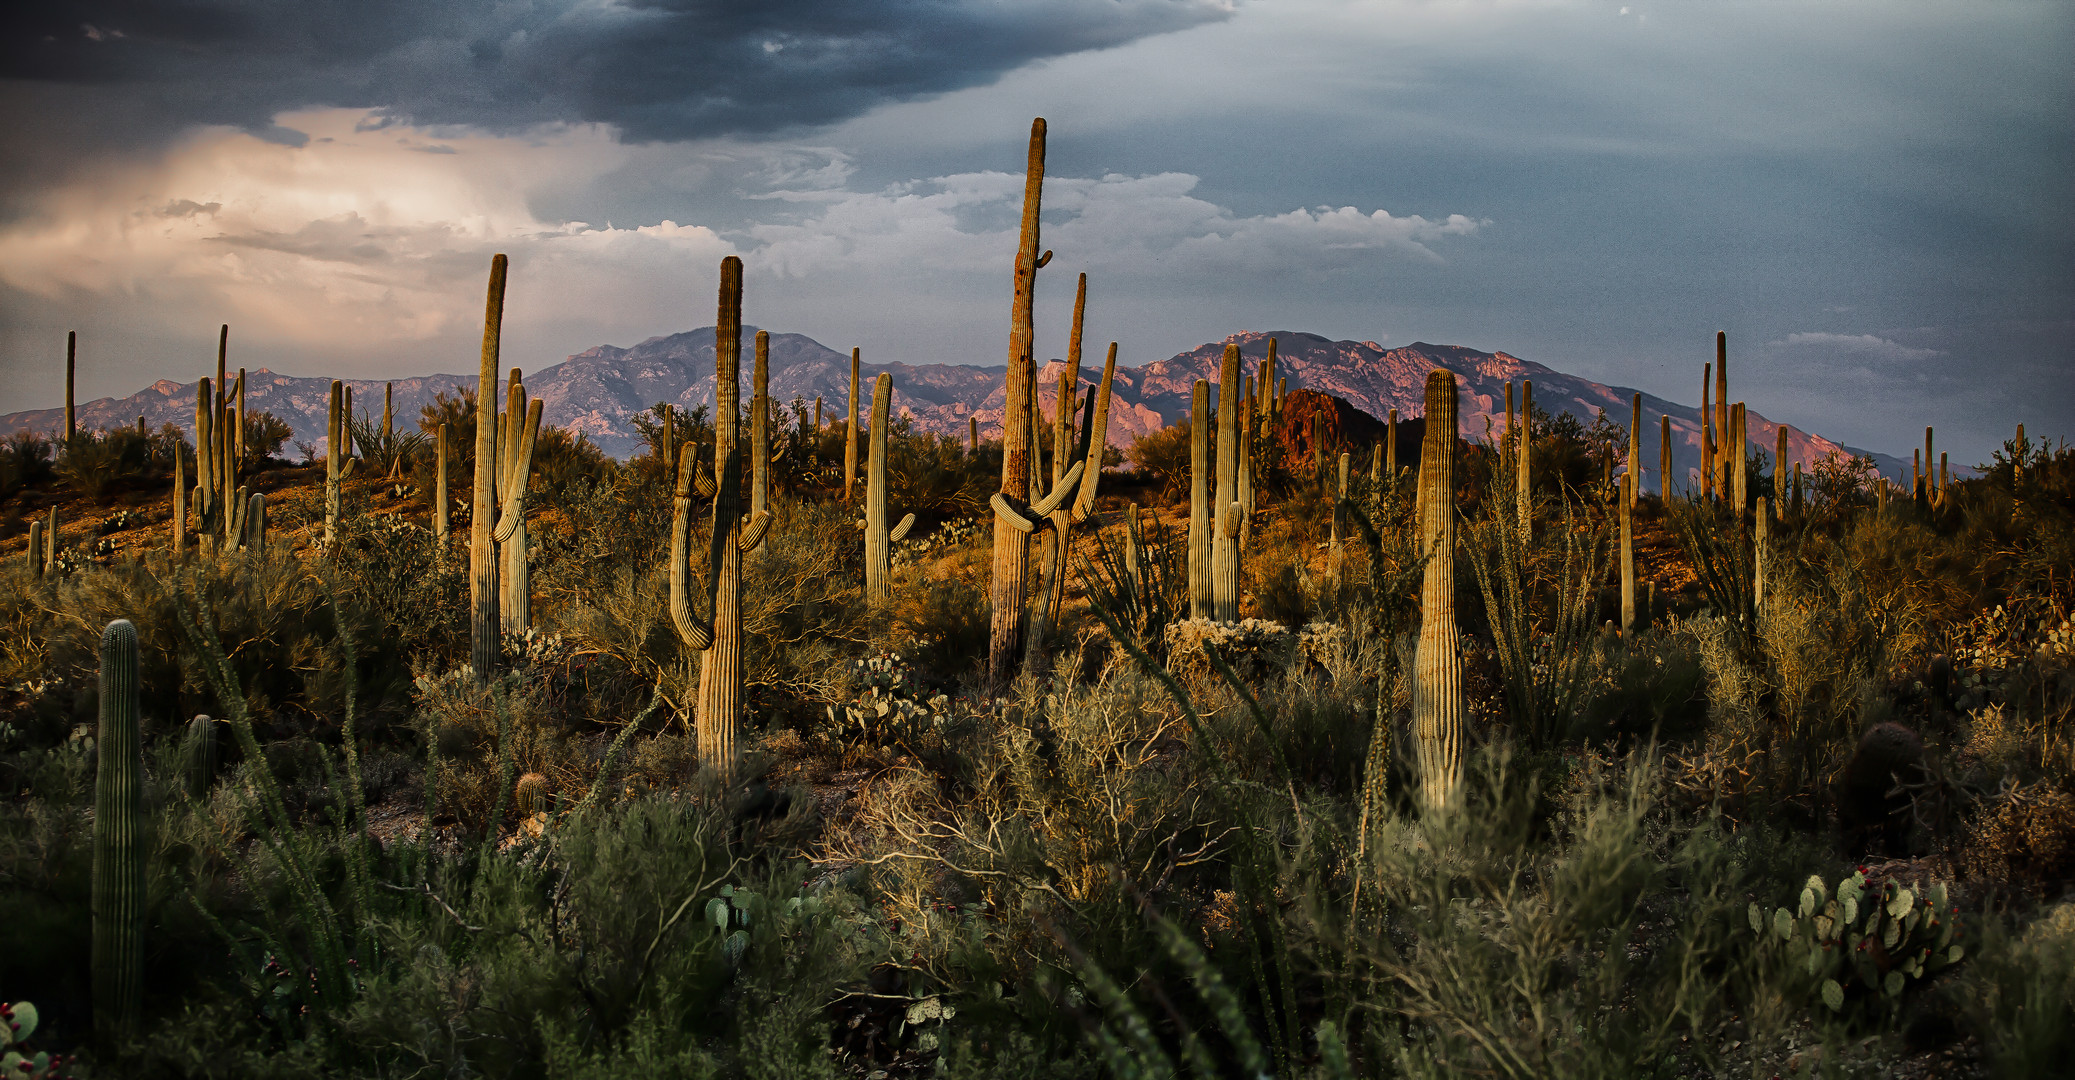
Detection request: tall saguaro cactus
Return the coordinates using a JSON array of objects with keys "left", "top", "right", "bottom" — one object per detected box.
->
[
  {"left": 1731, "top": 402, "right": 1747, "bottom": 517},
  {"left": 27, "top": 519, "right": 43, "bottom": 578},
  {"left": 1701, "top": 363, "right": 1714, "bottom": 499},
  {"left": 986, "top": 118, "right": 1050, "bottom": 691},
  {"left": 752, "top": 330, "right": 777, "bottom": 519},
  {"left": 1775, "top": 425, "right": 1789, "bottom": 520},
  {"left": 65, "top": 331, "right": 77, "bottom": 446},
  {"left": 845, "top": 348, "right": 862, "bottom": 502},
  {"left": 92, "top": 619, "right": 144, "bottom": 1041},
  {"left": 434, "top": 423, "right": 450, "bottom": 543},
  {"left": 1187, "top": 380, "right": 1211, "bottom": 619},
  {"left": 324, "top": 380, "right": 357, "bottom": 547},
  {"left": 1714, "top": 333, "right": 1730, "bottom": 499},
  {"left": 1517, "top": 380, "right": 1533, "bottom": 545},
  {"left": 1211, "top": 345, "right": 1244, "bottom": 621},
  {"left": 862, "top": 374, "right": 916, "bottom": 603},
  {"left": 670, "top": 256, "right": 774, "bottom": 781},
  {"left": 470, "top": 254, "right": 508, "bottom": 680},
  {"left": 1412, "top": 370, "right": 1464, "bottom": 812},
  {"left": 1660, "top": 414, "right": 1672, "bottom": 498},
  {"left": 1627, "top": 392, "right": 1642, "bottom": 512},
  {"left": 1023, "top": 340, "right": 1116, "bottom": 667},
  {"left": 496, "top": 370, "right": 543, "bottom": 634},
  {"left": 1620, "top": 474, "right": 1635, "bottom": 636},
  {"left": 172, "top": 449, "right": 187, "bottom": 559}
]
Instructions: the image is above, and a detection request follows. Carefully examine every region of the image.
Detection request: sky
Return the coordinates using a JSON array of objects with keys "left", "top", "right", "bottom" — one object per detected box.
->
[{"left": 1, "top": 0, "right": 2068, "bottom": 466}]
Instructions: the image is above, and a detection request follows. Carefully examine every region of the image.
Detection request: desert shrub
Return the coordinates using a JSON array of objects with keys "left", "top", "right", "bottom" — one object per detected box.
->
[
  {"left": 1950, "top": 900, "right": 2075, "bottom": 1077},
  {"left": 410, "top": 665, "right": 596, "bottom": 833},
  {"left": 0, "top": 429, "right": 55, "bottom": 500},
  {"left": 884, "top": 550, "right": 991, "bottom": 683},
  {"left": 347, "top": 411, "right": 427, "bottom": 479},
  {"left": 1582, "top": 630, "right": 1709, "bottom": 746},
  {"left": 328, "top": 512, "right": 467, "bottom": 676},
  {"left": 54, "top": 427, "right": 152, "bottom": 497},
  {"left": 883, "top": 421, "right": 994, "bottom": 517},
  {"left": 1125, "top": 420, "right": 1194, "bottom": 502},
  {"left": 530, "top": 424, "right": 615, "bottom": 499},
  {"left": 1078, "top": 506, "right": 1187, "bottom": 654},
  {"left": 1962, "top": 780, "right": 2075, "bottom": 900}
]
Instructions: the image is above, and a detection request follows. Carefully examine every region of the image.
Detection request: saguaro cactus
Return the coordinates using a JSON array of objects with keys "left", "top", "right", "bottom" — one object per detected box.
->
[
  {"left": 752, "top": 331, "right": 778, "bottom": 519},
  {"left": 171, "top": 449, "right": 187, "bottom": 559},
  {"left": 43, "top": 507, "right": 56, "bottom": 574},
  {"left": 986, "top": 118, "right": 1051, "bottom": 690},
  {"left": 1701, "top": 363, "right": 1714, "bottom": 499},
  {"left": 1775, "top": 425, "right": 1789, "bottom": 520},
  {"left": 434, "top": 423, "right": 450, "bottom": 543},
  {"left": 862, "top": 374, "right": 917, "bottom": 603},
  {"left": 1187, "top": 380, "right": 1211, "bottom": 619},
  {"left": 181, "top": 715, "right": 217, "bottom": 799},
  {"left": 495, "top": 370, "right": 543, "bottom": 634},
  {"left": 1732, "top": 402, "right": 1747, "bottom": 517},
  {"left": 470, "top": 254, "right": 508, "bottom": 680},
  {"left": 92, "top": 619, "right": 144, "bottom": 1041},
  {"left": 64, "top": 331, "right": 77, "bottom": 446},
  {"left": 1660, "top": 414, "right": 1672, "bottom": 498},
  {"left": 671, "top": 257, "right": 775, "bottom": 781},
  {"left": 1211, "top": 345, "right": 1245, "bottom": 621},
  {"left": 1388, "top": 407, "right": 1399, "bottom": 480},
  {"left": 247, "top": 492, "right": 267, "bottom": 553},
  {"left": 1412, "top": 370, "right": 1464, "bottom": 812},
  {"left": 1754, "top": 496, "right": 1770, "bottom": 611},
  {"left": 1024, "top": 341, "right": 1116, "bottom": 666},
  {"left": 1517, "top": 381, "right": 1533, "bottom": 544},
  {"left": 1628, "top": 392, "right": 1642, "bottom": 512},
  {"left": 324, "top": 380, "right": 357, "bottom": 547},
  {"left": 1714, "top": 333, "right": 1730, "bottom": 498},
  {"left": 1620, "top": 474, "right": 1635, "bottom": 636},
  {"left": 845, "top": 348, "right": 862, "bottom": 502},
  {"left": 27, "top": 519, "right": 43, "bottom": 578},
  {"left": 1330, "top": 452, "right": 1350, "bottom": 583}
]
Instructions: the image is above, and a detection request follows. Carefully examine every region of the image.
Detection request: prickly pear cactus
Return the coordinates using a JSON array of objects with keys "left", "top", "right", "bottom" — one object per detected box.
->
[
  {"left": 1749, "top": 869, "right": 1965, "bottom": 1014},
  {"left": 2, "top": 1000, "right": 75, "bottom": 1079}
]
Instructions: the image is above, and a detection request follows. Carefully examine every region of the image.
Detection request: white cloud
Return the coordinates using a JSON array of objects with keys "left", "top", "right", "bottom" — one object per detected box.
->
[{"left": 1768, "top": 332, "right": 1943, "bottom": 363}]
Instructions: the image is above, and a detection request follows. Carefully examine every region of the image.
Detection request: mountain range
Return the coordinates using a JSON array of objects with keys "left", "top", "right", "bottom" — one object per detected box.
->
[{"left": 0, "top": 329, "right": 1910, "bottom": 491}]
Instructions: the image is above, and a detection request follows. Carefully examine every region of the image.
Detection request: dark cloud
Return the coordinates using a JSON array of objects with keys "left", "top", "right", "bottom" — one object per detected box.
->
[{"left": 2, "top": 1, "right": 1230, "bottom": 146}]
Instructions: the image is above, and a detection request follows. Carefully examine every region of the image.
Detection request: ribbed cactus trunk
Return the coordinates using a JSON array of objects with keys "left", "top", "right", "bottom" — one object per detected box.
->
[
  {"left": 696, "top": 257, "right": 751, "bottom": 779},
  {"left": 845, "top": 348, "right": 861, "bottom": 502},
  {"left": 1775, "top": 425, "right": 1789, "bottom": 520},
  {"left": 1731, "top": 402, "right": 1747, "bottom": 518},
  {"left": 247, "top": 492, "right": 266, "bottom": 553},
  {"left": 1714, "top": 333, "right": 1729, "bottom": 499},
  {"left": 171, "top": 449, "right": 187, "bottom": 559},
  {"left": 1517, "top": 381, "right": 1532, "bottom": 545},
  {"left": 325, "top": 380, "right": 345, "bottom": 547},
  {"left": 986, "top": 118, "right": 1047, "bottom": 691},
  {"left": 1412, "top": 370, "right": 1463, "bottom": 812},
  {"left": 497, "top": 372, "right": 542, "bottom": 635},
  {"left": 1628, "top": 392, "right": 1641, "bottom": 512},
  {"left": 65, "top": 330, "right": 77, "bottom": 446},
  {"left": 197, "top": 380, "right": 216, "bottom": 553},
  {"left": 92, "top": 619, "right": 144, "bottom": 1043},
  {"left": 1330, "top": 452, "right": 1349, "bottom": 584},
  {"left": 752, "top": 331, "right": 772, "bottom": 519},
  {"left": 1211, "top": 345, "right": 1243, "bottom": 621},
  {"left": 1660, "top": 414, "right": 1672, "bottom": 498},
  {"left": 235, "top": 369, "right": 247, "bottom": 475},
  {"left": 1793, "top": 461, "right": 1804, "bottom": 514},
  {"left": 863, "top": 374, "right": 915, "bottom": 603},
  {"left": 182, "top": 715, "right": 217, "bottom": 799},
  {"left": 1620, "top": 474, "right": 1635, "bottom": 636},
  {"left": 435, "top": 423, "right": 450, "bottom": 544},
  {"left": 1187, "top": 381, "right": 1211, "bottom": 619},
  {"left": 1388, "top": 408, "right": 1398, "bottom": 481},
  {"left": 1754, "top": 495, "right": 1769, "bottom": 611},
  {"left": 1701, "top": 363, "right": 1714, "bottom": 500},
  {"left": 969, "top": 415, "right": 979, "bottom": 453},
  {"left": 43, "top": 507, "right": 56, "bottom": 574},
  {"left": 27, "top": 519, "right": 43, "bottom": 578},
  {"left": 470, "top": 254, "right": 508, "bottom": 680}
]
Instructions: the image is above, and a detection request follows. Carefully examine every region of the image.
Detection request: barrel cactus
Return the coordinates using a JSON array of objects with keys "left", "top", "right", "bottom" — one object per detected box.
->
[{"left": 515, "top": 772, "right": 550, "bottom": 818}]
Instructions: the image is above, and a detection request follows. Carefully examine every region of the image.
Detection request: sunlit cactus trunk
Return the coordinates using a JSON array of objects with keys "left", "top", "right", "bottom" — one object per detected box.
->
[
  {"left": 470, "top": 254, "right": 508, "bottom": 680},
  {"left": 1027, "top": 338, "right": 1113, "bottom": 671},
  {"left": 496, "top": 371, "right": 542, "bottom": 634},
  {"left": 1412, "top": 369, "right": 1463, "bottom": 813},
  {"left": 845, "top": 348, "right": 861, "bottom": 502},
  {"left": 1660, "top": 414, "right": 1672, "bottom": 498},
  {"left": 1701, "top": 362, "right": 1714, "bottom": 500},
  {"left": 1775, "top": 425, "right": 1789, "bottom": 519},
  {"left": 27, "top": 519, "right": 43, "bottom": 578},
  {"left": 1187, "top": 380, "right": 1211, "bottom": 619},
  {"left": 986, "top": 118, "right": 1048, "bottom": 691},
  {"left": 1388, "top": 407, "right": 1398, "bottom": 481},
  {"left": 1620, "top": 474, "right": 1635, "bottom": 636},
  {"left": 171, "top": 448, "right": 187, "bottom": 560},
  {"left": 752, "top": 330, "right": 773, "bottom": 520},
  {"left": 1628, "top": 392, "right": 1641, "bottom": 512},
  {"left": 1211, "top": 345, "right": 1243, "bottom": 621},
  {"left": 435, "top": 423, "right": 450, "bottom": 544},
  {"left": 92, "top": 619, "right": 144, "bottom": 1042},
  {"left": 247, "top": 492, "right": 266, "bottom": 553},
  {"left": 862, "top": 373, "right": 916, "bottom": 604},
  {"left": 324, "top": 379, "right": 352, "bottom": 548},
  {"left": 1731, "top": 402, "right": 1747, "bottom": 518},
  {"left": 1517, "top": 381, "right": 1532, "bottom": 545},
  {"left": 1754, "top": 495, "right": 1769, "bottom": 611},
  {"left": 1330, "top": 451, "right": 1349, "bottom": 584}
]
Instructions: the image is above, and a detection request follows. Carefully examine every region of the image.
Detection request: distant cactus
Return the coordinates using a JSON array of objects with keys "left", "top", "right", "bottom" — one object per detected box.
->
[
  {"left": 64, "top": 330, "right": 77, "bottom": 446},
  {"left": 1715, "top": 333, "right": 1729, "bottom": 499},
  {"left": 845, "top": 348, "right": 861, "bottom": 502},
  {"left": 751, "top": 331, "right": 773, "bottom": 519},
  {"left": 1187, "top": 380, "right": 1211, "bottom": 620},
  {"left": 1701, "top": 361, "right": 1714, "bottom": 500},
  {"left": 514, "top": 772, "right": 549, "bottom": 818},
  {"left": 171, "top": 445, "right": 187, "bottom": 559},
  {"left": 1517, "top": 381, "right": 1532, "bottom": 544},
  {"left": 1660, "top": 414, "right": 1672, "bottom": 498},
  {"left": 1732, "top": 402, "right": 1748, "bottom": 517},
  {"left": 1627, "top": 392, "right": 1641, "bottom": 512},
  {"left": 862, "top": 374, "right": 917, "bottom": 603},
  {"left": 1388, "top": 407, "right": 1399, "bottom": 482},
  {"left": 1775, "top": 424, "right": 1789, "bottom": 520},
  {"left": 434, "top": 422, "right": 450, "bottom": 543},
  {"left": 1620, "top": 474, "right": 1635, "bottom": 635},
  {"left": 470, "top": 254, "right": 508, "bottom": 680},
  {"left": 1412, "top": 369, "right": 1464, "bottom": 811},
  {"left": 1330, "top": 452, "right": 1349, "bottom": 584},
  {"left": 1836, "top": 722, "right": 1926, "bottom": 854},
  {"left": 92, "top": 620, "right": 144, "bottom": 1041}
]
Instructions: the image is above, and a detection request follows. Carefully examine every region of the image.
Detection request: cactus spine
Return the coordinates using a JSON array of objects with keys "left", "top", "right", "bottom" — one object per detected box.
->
[
  {"left": 1620, "top": 473, "right": 1635, "bottom": 636},
  {"left": 674, "top": 256, "right": 772, "bottom": 780},
  {"left": 496, "top": 369, "right": 542, "bottom": 633},
  {"left": 1187, "top": 380, "right": 1211, "bottom": 619},
  {"left": 92, "top": 619, "right": 143, "bottom": 1041},
  {"left": 1211, "top": 344, "right": 1243, "bottom": 621},
  {"left": 862, "top": 374, "right": 916, "bottom": 603},
  {"left": 845, "top": 348, "right": 861, "bottom": 502},
  {"left": 470, "top": 254, "right": 508, "bottom": 680},
  {"left": 1412, "top": 370, "right": 1463, "bottom": 812},
  {"left": 64, "top": 330, "right": 77, "bottom": 447},
  {"left": 986, "top": 118, "right": 1050, "bottom": 690}
]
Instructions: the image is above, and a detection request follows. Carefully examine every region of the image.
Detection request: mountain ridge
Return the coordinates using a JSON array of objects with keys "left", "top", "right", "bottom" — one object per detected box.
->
[{"left": 0, "top": 328, "right": 1912, "bottom": 488}]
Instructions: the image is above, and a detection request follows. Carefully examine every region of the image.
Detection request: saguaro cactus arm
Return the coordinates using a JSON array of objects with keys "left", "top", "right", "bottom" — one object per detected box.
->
[
  {"left": 668, "top": 444, "right": 715, "bottom": 651},
  {"left": 989, "top": 460, "right": 1085, "bottom": 532}
]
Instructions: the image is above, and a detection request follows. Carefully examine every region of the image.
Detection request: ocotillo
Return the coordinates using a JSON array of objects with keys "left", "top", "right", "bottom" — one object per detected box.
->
[
  {"left": 1187, "top": 380, "right": 1211, "bottom": 619},
  {"left": 1412, "top": 370, "right": 1463, "bottom": 812},
  {"left": 986, "top": 118, "right": 1051, "bottom": 690},
  {"left": 845, "top": 348, "right": 861, "bottom": 502},
  {"left": 470, "top": 254, "right": 507, "bottom": 680},
  {"left": 495, "top": 371, "right": 543, "bottom": 634},
  {"left": 92, "top": 619, "right": 144, "bottom": 1041},
  {"left": 1211, "top": 344, "right": 1243, "bottom": 621},
  {"left": 861, "top": 373, "right": 916, "bottom": 603},
  {"left": 673, "top": 256, "right": 774, "bottom": 780}
]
